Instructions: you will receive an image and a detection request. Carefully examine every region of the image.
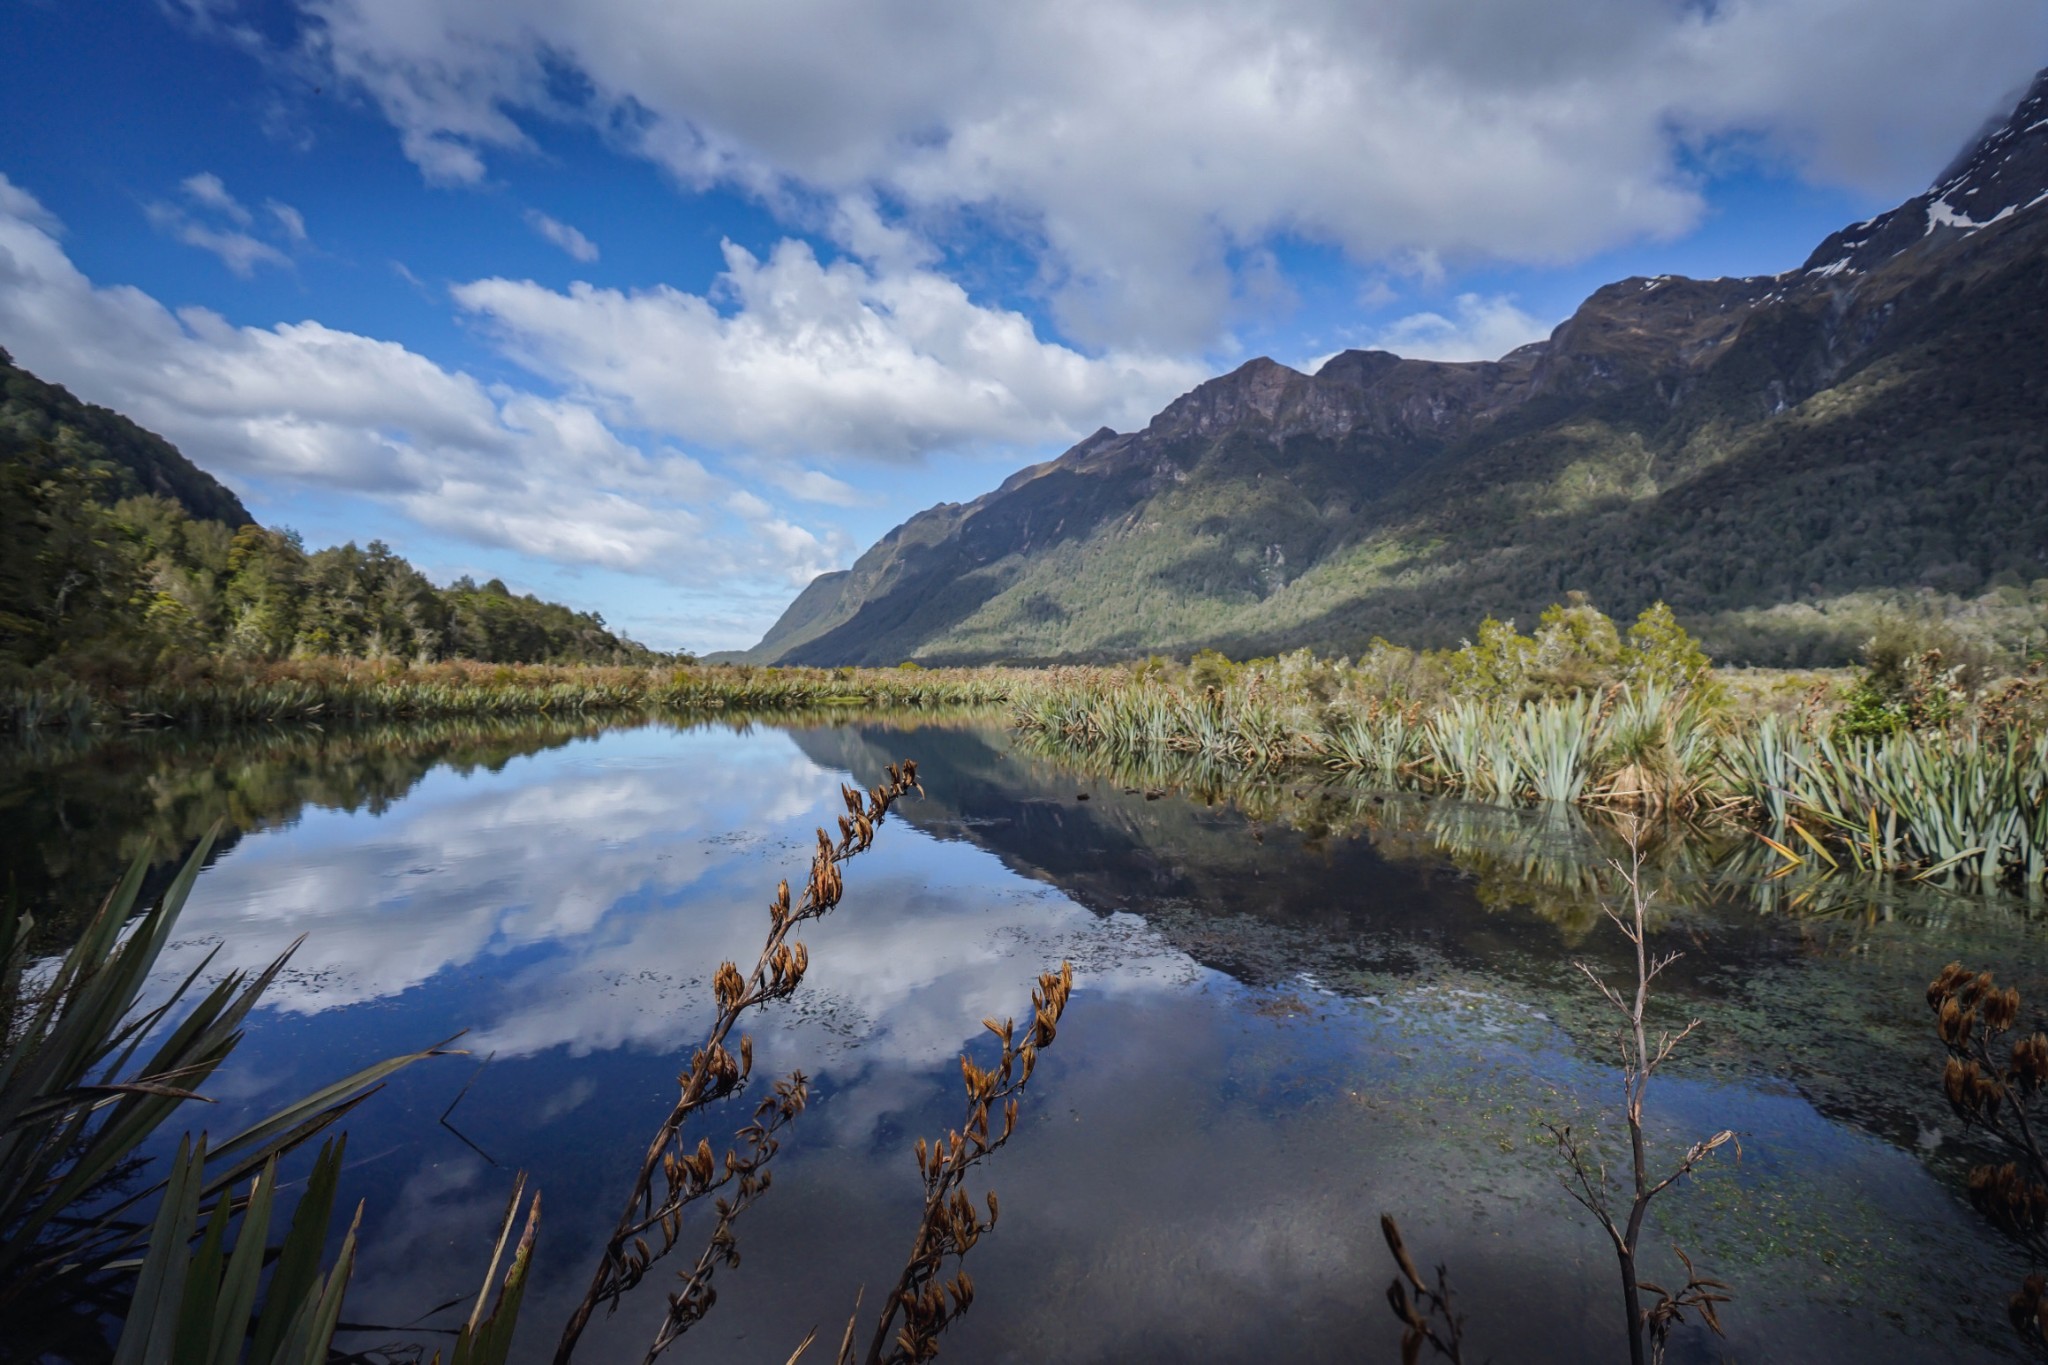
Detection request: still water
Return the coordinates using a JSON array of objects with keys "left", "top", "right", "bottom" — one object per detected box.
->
[{"left": 8, "top": 713, "right": 2046, "bottom": 1362}]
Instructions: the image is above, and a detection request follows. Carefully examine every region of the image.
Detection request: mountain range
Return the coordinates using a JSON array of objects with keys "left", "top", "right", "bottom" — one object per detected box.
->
[{"left": 724, "top": 67, "right": 2048, "bottom": 668}]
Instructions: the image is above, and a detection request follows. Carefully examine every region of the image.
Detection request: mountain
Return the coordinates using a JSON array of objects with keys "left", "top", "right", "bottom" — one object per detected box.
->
[
  {"left": 0, "top": 346, "right": 252, "bottom": 526},
  {"left": 728, "top": 69, "right": 2048, "bottom": 668}
]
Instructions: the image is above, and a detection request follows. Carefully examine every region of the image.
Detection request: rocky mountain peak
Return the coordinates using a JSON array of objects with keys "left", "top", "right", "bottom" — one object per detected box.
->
[
  {"left": 1800, "top": 64, "right": 2048, "bottom": 279},
  {"left": 1146, "top": 356, "right": 1306, "bottom": 438}
]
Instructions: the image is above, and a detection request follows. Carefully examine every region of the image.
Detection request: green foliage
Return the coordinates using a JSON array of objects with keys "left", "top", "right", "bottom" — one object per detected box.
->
[
  {"left": 0, "top": 352, "right": 664, "bottom": 671},
  {"left": 112, "top": 1138, "right": 358, "bottom": 1365},
  {"left": 1188, "top": 648, "right": 1239, "bottom": 690},
  {"left": 1442, "top": 617, "right": 1538, "bottom": 701},
  {"left": 1534, "top": 595, "right": 1624, "bottom": 689},
  {"left": 0, "top": 346, "right": 250, "bottom": 527},
  {"left": 1621, "top": 602, "right": 1714, "bottom": 690},
  {"left": 0, "top": 835, "right": 456, "bottom": 1356}
]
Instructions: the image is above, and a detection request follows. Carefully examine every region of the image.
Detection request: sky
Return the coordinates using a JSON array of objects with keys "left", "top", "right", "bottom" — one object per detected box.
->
[{"left": 1, "top": 1, "right": 2044, "bottom": 654}]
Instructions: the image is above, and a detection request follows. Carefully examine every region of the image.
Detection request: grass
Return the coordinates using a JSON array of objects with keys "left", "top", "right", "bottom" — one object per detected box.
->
[
  {"left": 1009, "top": 658, "right": 2048, "bottom": 894},
  {"left": 2, "top": 659, "right": 1024, "bottom": 733}
]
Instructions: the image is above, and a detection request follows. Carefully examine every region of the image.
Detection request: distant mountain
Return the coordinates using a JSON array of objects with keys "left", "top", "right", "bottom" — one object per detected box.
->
[
  {"left": 727, "top": 68, "right": 2048, "bottom": 668},
  {"left": 0, "top": 346, "right": 252, "bottom": 526}
]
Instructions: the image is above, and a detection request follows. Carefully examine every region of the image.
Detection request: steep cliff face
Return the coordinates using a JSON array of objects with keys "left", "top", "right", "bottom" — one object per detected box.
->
[{"left": 732, "top": 69, "right": 2048, "bottom": 667}]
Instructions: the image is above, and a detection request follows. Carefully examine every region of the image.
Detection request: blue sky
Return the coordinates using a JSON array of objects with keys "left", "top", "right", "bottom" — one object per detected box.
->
[{"left": 2, "top": 0, "right": 2043, "bottom": 653}]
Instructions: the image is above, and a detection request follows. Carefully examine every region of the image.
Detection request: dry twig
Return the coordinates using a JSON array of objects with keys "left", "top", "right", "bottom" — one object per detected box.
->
[
  {"left": 1379, "top": 1214, "right": 1467, "bottom": 1364},
  {"left": 1545, "top": 839, "right": 1736, "bottom": 1365}
]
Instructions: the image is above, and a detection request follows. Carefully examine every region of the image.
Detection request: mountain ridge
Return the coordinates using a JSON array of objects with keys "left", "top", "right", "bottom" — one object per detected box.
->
[{"left": 721, "top": 67, "right": 2048, "bottom": 668}]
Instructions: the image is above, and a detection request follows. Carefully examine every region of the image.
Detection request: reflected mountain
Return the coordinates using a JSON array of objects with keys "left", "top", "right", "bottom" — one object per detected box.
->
[
  {"left": 792, "top": 721, "right": 2048, "bottom": 1172},
  {"left": 8, "top": 715, "right": 2042, "bottom": 1362}
]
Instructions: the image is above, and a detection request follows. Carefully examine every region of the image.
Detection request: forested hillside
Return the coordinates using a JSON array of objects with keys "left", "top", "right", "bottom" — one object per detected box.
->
[
  {"left": 0, "top": 353, "right": 666, "bottom": 671},
  {"left": 0, "top": 348, "right": 251, "bottom": 526},
  {"left": 729, "top": 67, "right": 2048, "bottom": 669}
]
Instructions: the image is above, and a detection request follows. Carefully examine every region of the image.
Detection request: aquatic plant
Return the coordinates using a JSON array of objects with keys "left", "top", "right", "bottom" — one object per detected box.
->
[
  {"left": 1546, "top": 842, "right": 1736, "bottom": 1365},
  {"left": 1592, "top": 681, "right": 1717, "bottom": 814},
  {"left": 1512, "top": 694, "right": 1599, "bottom": 804},
  {"left": 3, "top": 659, "right": 1023, "bottom": 734}
]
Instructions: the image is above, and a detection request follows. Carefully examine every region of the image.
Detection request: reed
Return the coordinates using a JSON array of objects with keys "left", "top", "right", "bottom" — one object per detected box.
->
[
  {"left": 4, "top": 660, "right": 1024, "bottom": 734},
  {"left": 1015, "top": 660, "right": 2048, "bottom": 893}
]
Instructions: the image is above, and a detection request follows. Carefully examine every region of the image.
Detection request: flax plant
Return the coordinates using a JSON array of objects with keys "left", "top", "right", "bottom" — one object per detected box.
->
[
  {"left": 1927, "top": 962, "right": 2048, "bottom": 1348},
  {"left": 0, "top": 833, "right": 515, "bottom": 1362},
  {"left": 803, "top": 962, "right": 1074, "bottom": 1365},
  {"left": 556, "top": 762, "right": 925, "bottom": 1364}
]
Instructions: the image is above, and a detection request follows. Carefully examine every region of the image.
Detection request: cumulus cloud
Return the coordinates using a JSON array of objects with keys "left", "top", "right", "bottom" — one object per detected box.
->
[
  {"left": 450, "top": 238, "right": 1205, "bottom": 462},
  {"left": 285, "top": 0, "right": 2048, "bottom": 348},
  {"left": 0, "top": 175, "right": 842, "bottom": 590},
  {"left": 1368, "top": 293, "right": 1552, "bottom": 363},
  {"left": 523, "top": 208, "right": 599, "bottom": 262}
]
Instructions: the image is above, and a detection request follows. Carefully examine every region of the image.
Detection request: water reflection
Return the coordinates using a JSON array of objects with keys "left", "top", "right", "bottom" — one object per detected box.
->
[{"left": 5, "top": 717, "right": 2044, "bottom": 1362}]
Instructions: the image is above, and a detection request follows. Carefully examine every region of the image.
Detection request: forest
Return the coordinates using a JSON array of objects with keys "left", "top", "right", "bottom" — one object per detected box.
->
[{"left": 0, "top": 349, "right": 668, "bottom": 677}]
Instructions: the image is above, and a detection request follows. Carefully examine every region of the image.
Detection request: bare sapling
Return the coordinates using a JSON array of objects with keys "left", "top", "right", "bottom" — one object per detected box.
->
[
  {"left": 556, "top": 761, "right": 924, "bottom": 1364},
  {"left": 1546, "top": 838, "right": 1736, "bottom": 1365},
  {"left": 1926, "top": 962, "right": 2048, "bottom": 1349}
]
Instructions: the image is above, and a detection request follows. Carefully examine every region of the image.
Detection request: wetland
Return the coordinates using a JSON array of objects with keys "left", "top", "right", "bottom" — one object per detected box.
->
[{"left": 6, "top": 710, "right": 2044, "bottom": 1362}]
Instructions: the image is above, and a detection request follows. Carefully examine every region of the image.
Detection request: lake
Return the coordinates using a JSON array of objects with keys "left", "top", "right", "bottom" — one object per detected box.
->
[{"left": 7, "top": 712, "right": 2044, "bottom": 1362}]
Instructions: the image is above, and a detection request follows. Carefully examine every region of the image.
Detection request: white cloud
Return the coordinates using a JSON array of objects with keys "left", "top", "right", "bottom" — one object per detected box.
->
[
  {"left": 151, "top": 172, "right": 309, "bottom": 276},
  {"left": 1369, "top": 293, "right": 1552, "bottom": 363},
  {"left": 763, "top": 466, "right": 869, "bottom": 507},
  {"left": 267, "top": 200, "right": 309, "bottom": 241},
  {"left": 146, "top": 204, "right": 292, "bottom": 277},
  {"left": 523, "top": 208, "right": 599, "bottom": 262},
  {"left": 450, "top": 238, "right": 1205, "bottom": 462},
  {"left": 181, "top": 171, "right": 252, "bottom": 224},
  {"left": 0, "top": 175, "right": 843, "bottom": 595},
  {"left": 287, "top": 0, "right": 2048, "bottom": 349}
]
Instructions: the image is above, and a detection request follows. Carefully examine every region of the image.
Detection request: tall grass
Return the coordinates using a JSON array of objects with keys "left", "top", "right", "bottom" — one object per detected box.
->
[
  {"left": 4, "top": 660, "right": 1023, "bottom": 733},
  {"left": 1013, "top": 663, "right": 2048, "bottom": 894}
]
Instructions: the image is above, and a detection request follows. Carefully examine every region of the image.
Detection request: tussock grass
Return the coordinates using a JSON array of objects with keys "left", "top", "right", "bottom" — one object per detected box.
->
[
  {"left": 1011, "top": 661, "right": 2048, "bottom": 893},
  {"left": 3, "top": 659, "right": 1024, "bottom": 733}
]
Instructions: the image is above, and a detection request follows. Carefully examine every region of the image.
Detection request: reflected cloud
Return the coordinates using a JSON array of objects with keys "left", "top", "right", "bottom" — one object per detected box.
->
[{"left": 155, "top": 725, "right": 1204, "bottom": 1087}]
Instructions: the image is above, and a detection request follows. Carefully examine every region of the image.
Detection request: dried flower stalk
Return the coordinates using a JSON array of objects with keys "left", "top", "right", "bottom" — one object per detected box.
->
[
  {"left": 1927, "top": 961, "right": 2048, "bottom": 1348},
  {"left": 850, "top": 960, "right": 1075, "bottom": 1365},
  {"left": 1379, "top": 1214, "right": 1466, "bottom": 1364},
  {"left": 555, "top": 761, "right": 924, "bottom": 1364}
]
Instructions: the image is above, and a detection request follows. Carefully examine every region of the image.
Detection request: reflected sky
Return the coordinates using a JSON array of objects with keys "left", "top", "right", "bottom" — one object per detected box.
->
[{"left": 33, "top": 718, "right": 2048, "bottom": 1363}]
